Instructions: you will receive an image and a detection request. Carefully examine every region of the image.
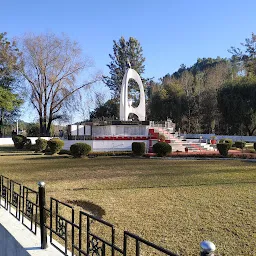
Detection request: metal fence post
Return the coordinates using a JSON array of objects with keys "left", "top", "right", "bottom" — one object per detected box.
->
[
  {"left": 38, "top": 181, "right": 47, "bottom": 249},
  {"left": 200, "top": 241, "right": 216, "bottom": 256}
]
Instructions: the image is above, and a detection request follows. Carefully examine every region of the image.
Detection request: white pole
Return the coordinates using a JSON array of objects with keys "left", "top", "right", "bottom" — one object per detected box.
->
[{"left": 16, "top": 120, "right": 19, "bottom": 135}]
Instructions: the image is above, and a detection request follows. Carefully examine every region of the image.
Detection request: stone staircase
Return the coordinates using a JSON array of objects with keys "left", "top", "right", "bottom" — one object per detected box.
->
[{"left": 149, "top": 127, "right": 215, "bottom": 152}]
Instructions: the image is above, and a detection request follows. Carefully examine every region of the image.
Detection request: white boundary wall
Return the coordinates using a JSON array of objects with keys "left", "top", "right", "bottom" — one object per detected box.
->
[
  {"left": 63, "top": 139, "right": 149, "bottom": 152},
  {"left": 184, "top": 134, "right": 256, "bottom": 142},
  {"left": 92, "top": 125, "right": 149, "bottom": 137},
  {"left": 0, "top": 137, "right": 149, "bottom": 152},
  {"left": 0, "top": 137, "right": 52, "bottom": 146}
]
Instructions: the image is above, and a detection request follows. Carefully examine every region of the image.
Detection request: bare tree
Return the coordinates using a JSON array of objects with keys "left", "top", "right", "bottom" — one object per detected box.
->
[{"left": 18, "top": 33, "right": 101, "bottom": 136}]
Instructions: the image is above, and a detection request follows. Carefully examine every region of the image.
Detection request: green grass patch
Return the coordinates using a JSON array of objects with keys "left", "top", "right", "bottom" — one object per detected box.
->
[{"left": 0, "top": 155, "right": 255, "bottom": 255}]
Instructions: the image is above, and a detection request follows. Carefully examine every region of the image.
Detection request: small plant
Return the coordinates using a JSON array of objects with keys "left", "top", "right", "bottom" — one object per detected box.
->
[
  {"left": 158, "top": 134, "right": 166, "bottom": 141},
  {"left": 153, "top": 142, "right": 172, "bottom": 157},
  {"left": 217, "top": 143, "right": 230, "bottom": 157},
  {"left": 70, "top": 143, "right": 91, "bottom": 158},
  {"left": 132, "top": 142, "right": 145, "bottom": 156},
  {"left": 35, "top": 138, "right": 48, "bottom": 152},
  {"left": 234, "top": 141, "right": 246, "bottom": 149},
  {"left": 47, "top": 138, "right": 64, "bottom": 154},
  {"left": 12, "top": 135, "right": 27, "bottom": 149},
  {"left": 219, "top": 138, "right": 233, "bottom": 150},
  {"left": 210, "top": 136, "right": 216, "bottom": 144}
]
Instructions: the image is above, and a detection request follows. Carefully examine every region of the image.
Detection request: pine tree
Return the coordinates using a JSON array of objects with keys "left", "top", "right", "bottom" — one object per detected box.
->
[{"left": 103, "top": 36, "right": 146, "bottom": 99}]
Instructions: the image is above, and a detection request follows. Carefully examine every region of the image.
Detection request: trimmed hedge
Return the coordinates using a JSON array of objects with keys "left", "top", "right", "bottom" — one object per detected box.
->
[
  {"left": 153, "top": 142, "right": 172, "bottom": 157},
  {"left": 24, "top": 138, "right": 32, "bottom": 150},
  {"left": 234, "top": 141, "right": 246, "bottom": 149},
  {"left": 35, "top": 138, "right": 48, "bottom": 152},
  {"left": 218, "top": 139, "right": 233, "bottom": 150},
  {"left": 12, "top": 135, "right": 27, "bottom": 149},
  {"left": 47, "top": 138, "right": 64, "bottom": 154},
  {"left": 132, "top": 142, "right": 145, "bottom": 156},
  {"left": 217, "top": 143, "right": 230, "bottom": 157},
  {"left": 70, "top": 143, "right": 91, "bottom": 158}
]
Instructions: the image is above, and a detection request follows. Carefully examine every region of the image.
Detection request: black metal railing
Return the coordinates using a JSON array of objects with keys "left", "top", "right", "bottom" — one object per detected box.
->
[
  {"left": 0, "top": 176, "right": 39, "bottom": 235},
  {"left": 0, "top": 175, "right": 216, "bottom": 255}
]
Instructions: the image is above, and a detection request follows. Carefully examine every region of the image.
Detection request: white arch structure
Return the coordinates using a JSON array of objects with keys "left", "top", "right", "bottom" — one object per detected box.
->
[{"left": 119, "top": 68, "right": 146, "bottom": 121}]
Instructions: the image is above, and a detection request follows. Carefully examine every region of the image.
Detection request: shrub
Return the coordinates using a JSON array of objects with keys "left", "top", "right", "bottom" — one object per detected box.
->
[
  {"left": 35, "top": 138, "right": 48, "bottom": 152},
  {"left": 153, "top": 142, "right": 172, "bottom": 157},
  {"left": 43, "top": 146, "right": 51, "bottom": 154},
  {"left": 219, "top": 138, "right": 233, "bottom": 150},
  {"left": 132, "top": 142, "right": 145, "bottom": 156},
  {"left": 70, "top": 143, "right": 91, "bottom": 158},
  {"left": 217, "top": 143, "right": 230, "bottom": 157},
  {"left": 30, "top": 144, "right": 37, "bottom": 151},
  {"left": 234, "top": 141, "right": 246, "bottom": 149},
  {"left": 47, "top": 138, "right": 64, "bottom": 154},
  {"left": 12, "top": 135, "right": 27, "bottom": 149},
  {"left": 24, "top": 138, "right": 32, "bottom": 150}
]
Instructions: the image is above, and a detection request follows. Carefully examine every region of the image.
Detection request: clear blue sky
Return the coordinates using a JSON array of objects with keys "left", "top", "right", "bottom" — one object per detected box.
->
[{"left": 1, "top": 0, "right": 256, "bottom": 122}]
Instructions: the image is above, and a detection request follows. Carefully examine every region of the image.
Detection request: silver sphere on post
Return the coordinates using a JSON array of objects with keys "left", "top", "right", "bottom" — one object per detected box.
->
[
  {"left": 38, "top": 181, "right": 46, "bottom": 187},
  {"left": 200, "top": 241, "right": 216, "bottom": 256}
]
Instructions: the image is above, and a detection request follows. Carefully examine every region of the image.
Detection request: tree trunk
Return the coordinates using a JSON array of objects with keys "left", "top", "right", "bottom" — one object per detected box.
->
[{"left": 46, "top": 116, "right": 52, "bottom": 137}]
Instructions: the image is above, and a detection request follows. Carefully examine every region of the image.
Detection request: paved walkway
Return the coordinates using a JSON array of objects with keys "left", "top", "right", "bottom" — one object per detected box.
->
[{"left": 0, "top": 206, "right": 68, "bottom": 256}]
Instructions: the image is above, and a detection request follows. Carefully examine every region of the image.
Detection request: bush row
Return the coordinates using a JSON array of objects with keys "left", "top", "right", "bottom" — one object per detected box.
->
[
  {"left": 12, "top": 135, "right": 256, "bottom": 159},
  {"left": 12, "top": 135, "right": 65, "bottom": 154}
]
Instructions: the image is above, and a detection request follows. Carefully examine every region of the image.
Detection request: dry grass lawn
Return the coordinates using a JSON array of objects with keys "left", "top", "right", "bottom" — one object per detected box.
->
[{"left": 0, "top": 150, "right": 255, "bottom": 255}]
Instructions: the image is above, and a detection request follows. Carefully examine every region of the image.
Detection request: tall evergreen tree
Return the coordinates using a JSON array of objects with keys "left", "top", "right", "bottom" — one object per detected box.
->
[{"left": 103, "top": 36, "right": 146, "bottom": 100}]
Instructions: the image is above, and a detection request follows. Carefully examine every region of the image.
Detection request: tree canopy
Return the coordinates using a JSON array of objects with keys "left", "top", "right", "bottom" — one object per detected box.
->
[
  {"left": 218, "top": 76, "right": 256, "bottom": 135},
  {"left": 0, "top": 33, "right": 23, "bottom": 137},
  {"left": 18, "top": 33, "right": 101, "bottom": 136},
  {"left": 229, "top": 33, "right": 256, "bottom": 76},
  {"left": 103, "top": 36, "right": 146, "bottom": 99},
  {"left": 148, "top": 57, "right": 234, "bottom": 133},
  {"left": 89, "top": 99, "right": 118, "bottom": 121}
]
